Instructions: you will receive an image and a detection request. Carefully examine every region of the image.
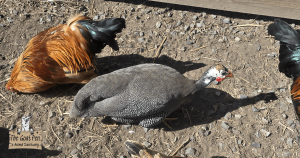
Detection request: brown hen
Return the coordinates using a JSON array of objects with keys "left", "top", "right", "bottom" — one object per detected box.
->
[{"left": 6, "top": 15, "right": 125, "bottom": 93}]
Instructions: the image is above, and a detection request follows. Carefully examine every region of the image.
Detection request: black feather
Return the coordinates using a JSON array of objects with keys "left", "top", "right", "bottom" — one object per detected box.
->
[
  {"left": 78, "top": 18, "right": 126, "bottom": 51},
  {"left": 267, "top": 18, "right": 300, "bottom": 78}
]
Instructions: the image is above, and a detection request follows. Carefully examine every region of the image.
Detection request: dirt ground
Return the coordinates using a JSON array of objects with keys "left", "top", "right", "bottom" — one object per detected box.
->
[{"left": 1, "top": 0, "right": 300, "bottom": 158}]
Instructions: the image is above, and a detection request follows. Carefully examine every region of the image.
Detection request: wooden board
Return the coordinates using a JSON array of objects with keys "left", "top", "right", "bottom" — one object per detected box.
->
[{"left": 150, "top": 0, "right": 300, "bottom": 20}]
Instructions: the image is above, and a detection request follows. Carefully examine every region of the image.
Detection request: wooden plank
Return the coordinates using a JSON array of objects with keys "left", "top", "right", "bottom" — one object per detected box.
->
[{"left": 150, "top": 0, "right": 300, "bottom": 20}]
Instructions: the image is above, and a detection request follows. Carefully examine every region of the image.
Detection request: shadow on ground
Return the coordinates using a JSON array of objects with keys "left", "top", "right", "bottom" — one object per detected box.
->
[{"left": 106, "top": 0, "right": 300, "bottom": 24}]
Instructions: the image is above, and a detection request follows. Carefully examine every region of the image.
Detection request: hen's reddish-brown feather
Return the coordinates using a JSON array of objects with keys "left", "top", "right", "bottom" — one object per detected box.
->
[{"left": 6, "top": 15, "right": 97, "bottom": 93}]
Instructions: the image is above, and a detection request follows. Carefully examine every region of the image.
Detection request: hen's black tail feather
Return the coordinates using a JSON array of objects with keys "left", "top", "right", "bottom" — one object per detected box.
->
[
  {"left": 268, "top": 19, "right": 300, "bottom": 45},
  {"left": 78, "top": 18, "right": 126, "bottom": 52},
  {"left": 268, "top": 18, "right": 300, "bottom": 78}
]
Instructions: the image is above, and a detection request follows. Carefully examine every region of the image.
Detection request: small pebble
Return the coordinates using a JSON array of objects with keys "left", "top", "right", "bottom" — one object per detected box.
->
[
  {"left": 280, "top": 102, "right": 289, "bottom": 111},
  {"left": 235, "top": 37, "right": 240, "bottom": 42},
  {"left": 283, "top": 151, "right": 291, "bottom": 157},
  {"left": 260, "top": 129, "right": 271, "bottom": 137},
  {"left": 72, "top": 153, "right": 81, "bottom": 158},
  {"left": 282, "top": 113, "right": 287, "bottom": 119},
  {"left": 257, "top": 46, "right": 261, "bottom": 51},
  {"left": 231, "top": 147, "right": 236, "bottom": 152},
  {"left": 286, "top": 97, "right": 293, "bottom": 104},
  {"left": 9, "top": 125, "right": 14, "bottom": 130},
  {"left": 143, "top": 141, "right": 152, "bottom": 148},
  {"left": 211, "top": 14, "right": 217, "bottom": 18},
  {"left": 7, "top": 17, "right": 13, "bottom": 23},
  {"left": 143, "top": 127, "right": 149, "bottom": 133},
  {"left": 46, "top": 14, "right": 52, "bottom": 22},
  {"left": 224, "top": 112, "right": 232, "bottom": 120},
  {"left": 70, "top": 148, "right": 78, "bottom": 155},
  {"left": 254, "top": 131, "right": 260, "bottom": 138},
  {"left": 197, "top": 20, "right": 205, "bottom": 28},
  {"left": 167, "top": 13, "right": 172, "bottom": 17},
  {"left": 252, "top": 142, "right": 261, "bottom": 148},
  {"left": 221, "top": 121, "right": 230, "bottom": 130},
  {"left": 237, "top": 139, "right": 243, "bottom": 145},
  {"left": 262, "top": 117, "right": 269, "bottom": 124},
  {"left": 223, "top": 18, "right": 231, "bottom": 24},
  {"left": 180, "top": 47, "right": 187, "bottom": 51},
  {"left": 267, "top": 53, "right": 278, "bottom": 57},
  {"left": 77, "top": 143, "right": 83, "bottom": 150},
  {"left": 123, "top": 125, "right": 131, "bottom": 129},
  {"left": 141, "top": 9, "right": 152, "bottom": 14},
  {"left": 232, "top": 128, "right": 241, "bottom": 135},
  {"left": 184, "top": 25, "right": 190, "bottom": 31},
  {"left": 156, "top": 22, "right": 162, "bottom": 28},
  {"left": 49, "top": 111, "right": 55, "bottom": 118},
  {"left": 192, "top": 15, "right": 198, "bottom": 21},
  {"left": 12, "top": 9, "right": 18, "bottom": 15},
  {"left": 139, "top": 32, "right": 144, "bottom": 36},
  {"left": 93, "top": 15, "right": 99, "bottom": 20},
  {"left": 287, "top": 138, "right": 293, "bottom": 146},
  {"left": 66, "top": 132, "right": 73, "bottom": 138},
  {"left": 287, "top": 119, "right": 294, "bottom": 126},
  {"left": 219, "top": 142, "right": 224, "bottom": 149},
  {"left": 291, "top": 123, "right": 296, "bottom": 129},
  {"left": 291, "top": 23, "right": 295, "bottom": 27},
  {"left": 138, "top": 38, "right": 144, "bottom": 43},
  {"left": 235, "top": 114, "right": 242, "bottom": 119},
  {"left": 238, "top": 95, "right": 247, "bottom": 99},
  {"left": 57, "top": 146, "right": 62, "bottom": 150},
  {"left": 204, "top": 130, "right": 211, "bottom": 136},
  {"left": 211, "top": 48, "right": 216, "bottom": 53},
  {"left": 239, "top": 31, "right": 245, "bottom": 35},
  {"left": 129, "top": 130, "right": 135, "bottom": 134},
  {"left": 252, "top": 106, "right": 259, "bottom": 112},
  {"left": 120, "top": 156, "right": 127, "bottom": 158},
  {"left": 185, "top": 148, "right": 196, "bottom": 156}
]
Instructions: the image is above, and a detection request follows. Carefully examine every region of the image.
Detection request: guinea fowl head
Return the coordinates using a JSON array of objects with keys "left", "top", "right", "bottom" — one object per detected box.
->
[
  {"left": 213, "top": 64, "right": 233, "bottom": 82},
  {"left": 196, "top": 64, "right": 233, "bottom": 89}
]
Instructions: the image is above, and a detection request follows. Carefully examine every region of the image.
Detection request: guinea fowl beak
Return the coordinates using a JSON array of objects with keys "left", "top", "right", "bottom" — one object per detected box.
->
[{"left": 225, "top": 71, "right": 233, "bottom": 78}]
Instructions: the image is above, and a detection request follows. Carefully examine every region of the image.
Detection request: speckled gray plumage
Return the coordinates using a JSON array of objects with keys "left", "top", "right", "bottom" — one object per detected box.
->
[{"left": 70, "top": 63, "right": 220, "bottom": 127}]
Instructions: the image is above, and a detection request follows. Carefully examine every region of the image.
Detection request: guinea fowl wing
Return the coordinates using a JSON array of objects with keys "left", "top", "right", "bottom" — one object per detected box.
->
[{"left": 70, "top": 64, "right": 196, "bottom": 119}]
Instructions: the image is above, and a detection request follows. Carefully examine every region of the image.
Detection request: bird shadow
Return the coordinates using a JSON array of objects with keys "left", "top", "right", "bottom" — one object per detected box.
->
[
  {"left": 95, "top": 54, "right": 206, "bottom": 75},
  {"left": 159, "top": 89, "right": 278, "bottom": 131},
  {"left": 102, "top": 87, "right": 278, "bottom": 131},
  {"left": 0, "top": 127, "right": 62, "bottom": 158},
  {"left": 106, "top": 0, "right": 300, "bottom": 24}
]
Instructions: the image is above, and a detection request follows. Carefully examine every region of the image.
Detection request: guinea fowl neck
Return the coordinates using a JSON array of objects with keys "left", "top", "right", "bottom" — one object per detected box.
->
[{"left": 195, "top": 67, "right": 216, "bottom": 91}]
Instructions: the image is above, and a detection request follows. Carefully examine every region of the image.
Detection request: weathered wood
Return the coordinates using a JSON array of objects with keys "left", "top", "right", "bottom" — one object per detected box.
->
[{"left": 150, "top": 0, "right": 300, "bottom": 20}]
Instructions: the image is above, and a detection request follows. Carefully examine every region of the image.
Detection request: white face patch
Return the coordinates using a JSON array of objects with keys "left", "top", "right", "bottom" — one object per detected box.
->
[{"left": 206, "top": 67, "right": 225, "bottom": 78}]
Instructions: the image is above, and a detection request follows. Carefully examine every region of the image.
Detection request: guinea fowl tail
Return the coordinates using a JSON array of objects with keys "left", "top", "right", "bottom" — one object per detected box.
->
[
  {"left": 268, "top": 18, "right": 300, "bottom": 45},
  {"left": 268, "top": 19, "right": 300, "bottom": 78},
  {"left": 78, "top": 18, "right": 126, "bottom": 52}
]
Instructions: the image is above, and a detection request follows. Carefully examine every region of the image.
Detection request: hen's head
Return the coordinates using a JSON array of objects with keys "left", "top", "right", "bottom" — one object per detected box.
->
[{"left": 6, "top": 86, "right": 18, "bottom": 93}]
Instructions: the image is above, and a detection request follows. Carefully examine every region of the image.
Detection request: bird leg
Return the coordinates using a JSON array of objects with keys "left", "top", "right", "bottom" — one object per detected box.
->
[{"left": 163, "top": 118, "right": 178, "bottom": 130}]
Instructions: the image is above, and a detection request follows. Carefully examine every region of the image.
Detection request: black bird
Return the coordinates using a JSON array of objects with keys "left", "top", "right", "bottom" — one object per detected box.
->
[{"left": 268, "top": 18, "right": 300, "bottom": 119}]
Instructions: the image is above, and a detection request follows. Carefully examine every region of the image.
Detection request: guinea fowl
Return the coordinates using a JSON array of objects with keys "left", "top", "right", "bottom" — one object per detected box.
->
[
  {"left": 268, "top": 19, "right": 300, "bottom": 119},
  {"left": 69, "top": 63, "right": 233, "bottom": 127},
  {"left": 125, "top": 140, "right": 184, "bottom": 158},
  {"left": 6, "top": 15, "right": 125, "bottom": 93}
]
